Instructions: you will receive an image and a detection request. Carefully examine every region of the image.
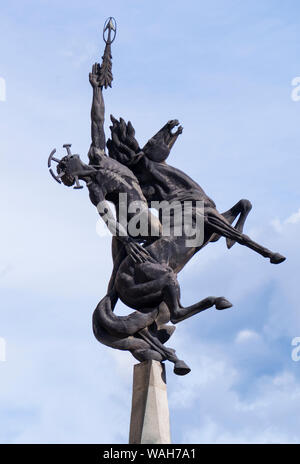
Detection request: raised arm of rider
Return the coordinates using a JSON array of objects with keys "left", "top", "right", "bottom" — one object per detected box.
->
[{"left": 89, "top": 64, "right": 106, "bottom": 152}]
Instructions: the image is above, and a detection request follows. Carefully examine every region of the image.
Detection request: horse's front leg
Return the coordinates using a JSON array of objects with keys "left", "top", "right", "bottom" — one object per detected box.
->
[
  {"left": 207, "top": 213, "right": 286, "bottom": 264},
  {"left": 210, "top": 199, "right": 252, "bottom": 248},
  {"left": 222, "top": 199, "right": 252, "bottom": 248}
]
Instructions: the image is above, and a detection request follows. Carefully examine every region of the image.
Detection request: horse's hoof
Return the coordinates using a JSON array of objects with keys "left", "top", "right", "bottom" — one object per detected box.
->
[
  {"left": 226, "top": 238, "right": 236, "bottom": 249},
  {"left": 270, "top": 253, "right": 286, "bottom": 264},
  {"left": 215, "top": 297, "right": 233, "bottom": 310},
  {"left": 174, "top": 360, "right": 191, "bottom": 376}
]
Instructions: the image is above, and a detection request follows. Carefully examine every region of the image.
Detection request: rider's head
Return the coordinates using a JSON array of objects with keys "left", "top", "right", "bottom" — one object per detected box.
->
[{"left": 57, "top": 155, "right": 83, "bottom": 187}]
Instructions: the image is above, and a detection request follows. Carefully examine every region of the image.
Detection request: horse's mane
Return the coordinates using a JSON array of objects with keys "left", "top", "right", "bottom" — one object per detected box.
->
[{"left": 107, "top": 115, "right": 142, "bottom": 167}]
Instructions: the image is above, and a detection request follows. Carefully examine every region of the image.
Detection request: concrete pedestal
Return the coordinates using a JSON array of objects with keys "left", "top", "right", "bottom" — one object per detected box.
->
[{"left": 129, "top": 360, "right": 171, "bottom": 444}]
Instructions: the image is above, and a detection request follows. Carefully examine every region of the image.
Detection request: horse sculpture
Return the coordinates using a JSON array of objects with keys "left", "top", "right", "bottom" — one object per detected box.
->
[{"left": 49, "top": 22, "right": 286, "bottom": 375}]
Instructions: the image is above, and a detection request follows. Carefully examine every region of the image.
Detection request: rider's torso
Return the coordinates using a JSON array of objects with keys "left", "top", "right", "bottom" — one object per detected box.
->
[{"left": 93, "top": 156, "right": 147, "bottom": 205}]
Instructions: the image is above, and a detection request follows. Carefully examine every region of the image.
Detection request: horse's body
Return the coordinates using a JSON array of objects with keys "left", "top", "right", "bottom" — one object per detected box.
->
[
  {"left": 108, "top": 118, "right": 285, "bottom": 268},
  {"left": 93, "top": 118, "right": 286, "bottom": 375},
  {"left": 53, "top": 58, "right": 285, "bottom": 374}
]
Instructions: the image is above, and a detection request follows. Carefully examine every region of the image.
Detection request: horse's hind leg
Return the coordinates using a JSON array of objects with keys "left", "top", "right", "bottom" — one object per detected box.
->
[
  {"left": 131, "top": 347, "right": 164, "bottom": 363},
  {"left": 132, "top": 346, "right": 191, "bottom": 375},
  {"left": 173, "top": 296, "right": 233, "bottom": 324},
  {"left": 210, "top": 199, "right": 252, "bottom": 248},
  {"left": 207, "top": 212, "right": 286, "bottom": 264},
  {"left": 137, "top": 327, "right": 191, "bottom": 375},
  {"left": 162, "top": 282, "right": 232, "bottom": 324}
]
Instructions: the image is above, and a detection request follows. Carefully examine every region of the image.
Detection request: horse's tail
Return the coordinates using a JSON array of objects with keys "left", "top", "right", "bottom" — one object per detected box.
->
[{"left": 92, "top": 290, "right": 158, "bottom": 344}]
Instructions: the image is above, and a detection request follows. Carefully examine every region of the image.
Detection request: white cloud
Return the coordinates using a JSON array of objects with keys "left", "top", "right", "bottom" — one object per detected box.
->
[
  {"left": 169, "top": 338, "right": 300, "bottom": 444},
  {"left": 285, "top": 208, "right": 300, "bottom": 225},
  {"left": 271, "top": 207, "right": 300, "bottom": 233},
  {"left": 0, "top": 336, "right": 133, "bottom": 444},
  {"left": 235, "top": 329, "right": 260, "bottom": 343}
]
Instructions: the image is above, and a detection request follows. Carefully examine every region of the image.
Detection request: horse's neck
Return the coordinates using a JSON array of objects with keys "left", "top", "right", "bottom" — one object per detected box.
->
[{"left": 151, "top": 162, "right": 208, "bottom": 198}]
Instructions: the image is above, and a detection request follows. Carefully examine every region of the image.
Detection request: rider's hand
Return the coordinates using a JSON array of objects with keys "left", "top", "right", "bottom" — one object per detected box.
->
[
  {"left": 89, "top": 63, "right": 101, "bottom": 88},
  {"left": 120, "top": 236, "right": 152, "bottom": 264}
]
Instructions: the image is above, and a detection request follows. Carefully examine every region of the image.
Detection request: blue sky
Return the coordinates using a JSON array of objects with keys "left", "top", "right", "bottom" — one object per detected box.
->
[{"left": 0, "top": 0, "right": 300, "bottom": 443}]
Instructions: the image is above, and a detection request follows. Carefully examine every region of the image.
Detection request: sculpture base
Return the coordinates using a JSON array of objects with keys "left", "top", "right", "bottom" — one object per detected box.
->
[{"left": 129, "top": 360, "right": 171, "bottom": 444}]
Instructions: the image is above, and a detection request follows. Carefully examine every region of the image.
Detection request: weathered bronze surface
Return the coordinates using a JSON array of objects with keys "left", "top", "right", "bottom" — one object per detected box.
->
[{"left": 49, "top": 18, "right": 285, "bottom": 375}]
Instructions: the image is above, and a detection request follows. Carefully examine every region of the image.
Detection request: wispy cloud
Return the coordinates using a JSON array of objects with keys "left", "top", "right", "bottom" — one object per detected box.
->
[{"left": 271, "top": 208, "right": 300, "bottom": 233}]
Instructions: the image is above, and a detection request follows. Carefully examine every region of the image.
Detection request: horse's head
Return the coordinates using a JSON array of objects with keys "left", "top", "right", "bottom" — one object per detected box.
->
[{"left": 142, "top": 120, "right": 183, "bottom": 163}]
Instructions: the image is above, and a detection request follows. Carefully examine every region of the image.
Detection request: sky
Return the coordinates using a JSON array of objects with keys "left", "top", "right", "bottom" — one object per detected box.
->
[{"left": 0, "top": 0, "right": 300, "bottom": 444}]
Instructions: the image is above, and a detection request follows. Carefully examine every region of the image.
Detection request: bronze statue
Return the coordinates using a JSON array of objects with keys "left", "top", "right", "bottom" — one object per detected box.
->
[{"left": 48, "top": 18, "right": 286, "bottom": 375}]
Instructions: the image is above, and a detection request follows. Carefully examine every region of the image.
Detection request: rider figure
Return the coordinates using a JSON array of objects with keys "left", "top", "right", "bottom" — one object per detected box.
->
[{"left": 57, "top": 63, "right": 161, "bottom": 263}]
